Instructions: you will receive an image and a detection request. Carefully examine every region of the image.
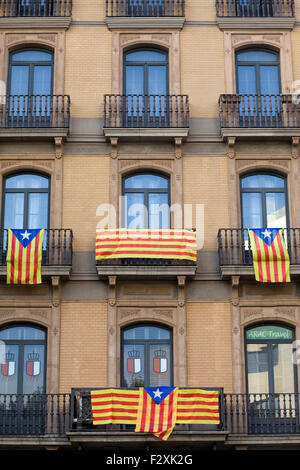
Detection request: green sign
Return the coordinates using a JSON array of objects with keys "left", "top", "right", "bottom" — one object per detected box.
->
[{"left": 246, "top": 325, "right": 293, "bottom": 341}]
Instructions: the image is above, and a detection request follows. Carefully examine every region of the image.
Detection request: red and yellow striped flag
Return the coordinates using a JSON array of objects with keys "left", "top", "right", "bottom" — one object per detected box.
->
[
  {"left": 95, "top": 229, "right": 197, "bottom": 262},
  {"left": 248, "top": 228, "right": 290, "bottom": 283},
  {"left": 176, "top": 389, "right": 220, "bottom": 424},
  {"left": 135, "top": 387, "right": 178, "bottom": 440},
  {"left": 90, "top": 389, "right": 139, "bottom": 425},
  {"left": 6, "top": 229, "right": 44, "bottom": 285}
]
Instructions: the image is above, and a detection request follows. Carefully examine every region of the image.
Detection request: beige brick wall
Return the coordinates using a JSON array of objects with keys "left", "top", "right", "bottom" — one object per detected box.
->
[
  {"left": 65, "top": 26, "right": 112, "bottom": 118},
  {"left": 180, "top": 27, "right": 225, "bottom": 118},
  {"left": 59, "top": 302, "right": 107, "bottom": 393},
  {"left": 62, "top": 155, "right": 110, "bottom": 252},
  {"left": 186, "top": 302, "right": 233, "bottom": 392},
  {"left": 185, "top": 0, "right": 217, "bottom": 22},
  {"left": 183, "top": 156, "right": 230, "bottom": 251}
]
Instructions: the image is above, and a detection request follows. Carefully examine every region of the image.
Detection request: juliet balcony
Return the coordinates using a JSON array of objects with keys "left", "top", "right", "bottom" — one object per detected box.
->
[
  {"left": 105, "top": 0, "right": 185, "bottom": 30},
  {"left": 216, "top": 0, "right": 295, "bottom": 30},
  {"left": 218, "top": 228, "right": 300, "bottom": 279},
  {"left": 219, "top": 94, "right": 300, "bottom": 140},
  {"left": 0, "top": 0, "right": 72, "bottom": 28},
  {"left": 0, "top": 94, "right": 70, "bottom": 140},
  {"left": 0, "top": 228, "right": 73, "bottom": 280},
  {"left": 103, "top": 94, "right": 189, "bottom": 140}
]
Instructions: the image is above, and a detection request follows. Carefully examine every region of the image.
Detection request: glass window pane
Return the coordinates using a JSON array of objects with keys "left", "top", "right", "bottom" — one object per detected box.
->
[
  {"left": 241, "top": 174, "right": 284, "bottom": 189},
  {"left": 124, "top": 193, "right": 145, "bottom": 229},
  {"left": 273, "top": 343, "right": 294, "bottom": 394},
  {"left": 23, "top": 345, "right": 45, "bottom": 394},
  {"left": 148, "top": 66, "right": 167, "bottom": 95},
  {"left": 123, "top": 326, "right": 170, "bottom": 340},
  {"left": 124, "top": 174, "right": 168, "bottom": 189},
  {"left": 247, "top": 343, "right": 269, "bottom": 394},
  {"left": 242, "top": 193, "right": 263, "bottom": 228},
  {"left": 33, "top": 66, "right": 52, "bottom": 95},
  {"left": 237, "top": 50, "right": 278, "bottom": 62},
  {"left": 0, "top": 326, "right": 45, "bottom": 341},
  {"left": 266, "top": 192, "right": 287, "bottom": 228},
  {"left": 125, "top": 50, "right": 167, "bottom": 62},
  {"left": 28, "top": 193, "right": 48, "bottom": 229},
  {"left": 237, "top": 65, "right": 257, "bottom": 94},
  {"left": 10, "top": 66, "right": 29, "bottom": 95},
  {"left": 260, "top": 66, "right": 280, "bottom": 95},
  {"left": 4, "top": 193, "right": 24, "bottom": 229},
  {"left": 246, "top": 325, "right": 293, "bottom": 340},
  {"left": 125, "top": 66, "right": 144, "bottom": 95},
  {"left": 11, "top": 50, "right": 52, "bottom": 63},
  {"left": 123, "top": 344, "right": 144, "bottom": 388},
  {"left": 0, "top": 344, "right": 19, "bottom": 395},
  {"left": 6, "top": 174, "right": 49, "bottom": 189},
  {"left": 149, "top": 193, "right": 170, "bottom": 229},
  {"left": 150, "top": 343, "right": 171, "bottom": 387}
]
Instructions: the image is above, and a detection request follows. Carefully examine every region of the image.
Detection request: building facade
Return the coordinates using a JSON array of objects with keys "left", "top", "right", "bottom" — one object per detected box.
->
[{"left": 0, "top": 0, "right": 300, "bottom": 452}]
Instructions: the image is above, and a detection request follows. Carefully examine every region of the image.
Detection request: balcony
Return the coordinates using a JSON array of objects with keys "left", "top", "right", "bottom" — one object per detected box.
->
[
  {"left": 0, "top": 95, "right": 70, "bottom": 139},
  {"left": 103, "top": 94, "right": 189, "bottom": 140},
  {"left": 219, "top": 94, "right": 300, "bottom": 139},
  {"left": 0, "top": 0, "right": 72, "bottom": 28},
  {"left": 218, "top": 228, "right": 300, "bottom": 279},
  {"left": 0, "top": 228, "right": 73, "bottom": 280},
  {"left": 216, "top": 0, "right": 295, "bottom": 30},
  {"left": 105, "top": 0, "right": 185, "bottom": 30},
  {"left": 1, "top": 392, "right": 300, "bottom": 449}
]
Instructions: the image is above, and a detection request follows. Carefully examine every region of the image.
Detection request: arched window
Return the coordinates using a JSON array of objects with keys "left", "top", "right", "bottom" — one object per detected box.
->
[
  {"left": 123, "top": 48, "right": 168, "bottom": 126},
  {"left": 0, "top": 324, "right": 47, "bottom": 394},
  {"left": 2, "top": 172, "right": 50, "bottom": 230},
  {"left": 245, "top": 323, "right": 297, "bottom": 395},
  {"left": 8, "top": 49, "right": 54, "bottom": 125},
  {"left": 121, "top": 324, "right": 173, "bottom": 387},
  {"left": 236, "top": 49, "right": 280, "bottom": 96},
  {"left": 241, "top": 172, "right": 288, "bottom": 229},
  {"left": 123, "top": 172, "right": 170, "bottom": 229}
]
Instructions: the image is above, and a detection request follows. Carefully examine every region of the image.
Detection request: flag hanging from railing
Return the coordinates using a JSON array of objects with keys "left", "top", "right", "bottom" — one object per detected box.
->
[
  {"left": 90, "top": 389, "right": 139, "bottom": 425},
  {"left": 6, "top": 229, "right": 44, "bottom": 285},
  {"left": 176, "top": 389, "right": 220, "bottom": 425},
  {"left": 135, "top": 387, "right": 178, "bottom": 440},
  {"left": 95, "top": 229, "right": 197, "bottom": 262},
  {"left": 248, "top": 228, "right": 290, "bottom": 283}
]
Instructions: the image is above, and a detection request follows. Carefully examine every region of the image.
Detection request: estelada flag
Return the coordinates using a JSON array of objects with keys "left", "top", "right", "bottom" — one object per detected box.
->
[
  {"left": 95, "top": 229, "right": 197, "bottom": 262},
  {"left": 135, "top": 387, "right": 178, "bottom": 440},
  {"left": 248, "top": 228, "right": 290, "bottom": 283},
  {"left": 6, "top": 229, "right": 44, "bottom": 285},
  {"left": 90, "top": 389, "right": 139, "bottom": 425},
  {"left": 176, "top": 389, "right": 220, "bottom": 425}
]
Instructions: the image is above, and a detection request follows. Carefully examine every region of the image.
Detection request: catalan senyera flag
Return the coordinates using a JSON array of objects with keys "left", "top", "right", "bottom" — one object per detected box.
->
[
  {"left": 90, "top": 389, "right": 139, "bottom": 425},
  {"left": 248, "top": 228, "right": 290, "bottom": 283},
  {"left": 95, "top": 229, "right": 197, "bottom": 262},
  {"left": 176, "top": 389, "right": 220, "bottom": 425},
  {"left": 135, "top": 387, "right": 178, "bottom": 440},
  {"left": 6, "top": 229, "right": 44, "bottom": 285}
]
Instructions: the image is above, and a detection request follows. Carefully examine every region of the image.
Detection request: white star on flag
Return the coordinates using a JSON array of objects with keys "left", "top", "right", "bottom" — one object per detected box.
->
[
  {"left": 20, "top": 230, "right": 31, "bottom": 240},
  {"left": 261, "top": 229, "right": 271, "bottom": 239},
  {"left": 152, "top": 388, "right": 163, "bottom": 399}
]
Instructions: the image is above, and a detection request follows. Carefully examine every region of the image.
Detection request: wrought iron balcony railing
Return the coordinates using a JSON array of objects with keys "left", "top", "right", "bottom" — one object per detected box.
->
[
  {"left": 106, "top": 0, "right": 184, "bottom": 17},
  {"left": 218, "top": 228, "right": 300, "bottom": 267},
  {"left": 104, "top": 94, "right": 189, "bottom": 129},
  {"left": 216, "top": 0, "right": 294, "bottom": 17},
  {"left": 219, "top": 94, "right": 300, "bottom": 129},
  {"left": 0, "top": 95, "right": 70, "bottom": 129},
  {"left": 0, "top": 392, "right": 300, "bottom": 437},
  {"left": 0, "top": 228, "right": 73, "bottom": 267},
  {"left": 0, "top": 393, "right": 71, "bottom": 436},
  {"left": 0, "top": 0, "right": 72, "bottom": 17}
]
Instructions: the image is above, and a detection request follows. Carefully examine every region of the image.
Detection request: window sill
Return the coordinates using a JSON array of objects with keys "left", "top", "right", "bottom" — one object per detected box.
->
[
  {"left": 216, "top": 17, "right": 296, "bottom": 31},
  {"left": 0, "top": 16, "right": 72, "bottom": 29},
  {"left": 105, "top": 16, "right": 185, "bottom": 30}
]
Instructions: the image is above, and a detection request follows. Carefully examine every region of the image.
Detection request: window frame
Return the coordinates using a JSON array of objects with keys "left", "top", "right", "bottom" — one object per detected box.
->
[
  {"left": 240, "top": 171, "right": 289, "bottom": 229},
  {"left": 122, "top": 171, "right": 171, "bottom": 229},
  {"left": 1, "top": 171, "right": 51, "bottom": 230},
  {"left": 121, "top": 322, "right": 174, "bottom": 388}
]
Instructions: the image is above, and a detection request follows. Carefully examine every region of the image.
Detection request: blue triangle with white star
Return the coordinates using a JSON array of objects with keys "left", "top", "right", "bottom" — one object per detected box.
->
[
  {"left": 251, "top": 228, "right": 281, "bottom": 247},
  {"left": 11, "top": 229, "right": 42, "bottom": 249},
  {"left": 144, "top": 386, "right": 176, "bottom": 405}
]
